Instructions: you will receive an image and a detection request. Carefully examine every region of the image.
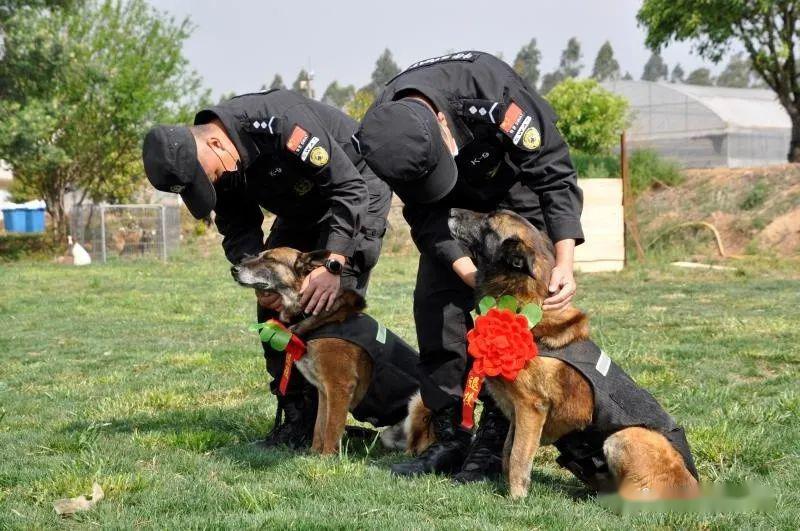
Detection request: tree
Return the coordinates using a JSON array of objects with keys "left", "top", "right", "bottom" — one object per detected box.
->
[
  {"left": 0, "top": 0, "right": 206, "bottom": 242},
  {"left": 670, "top": 63, "right": 685, "bottom": 83},
  {"left": 364, "top": 48, "right": 399, "bottom": 95},
  {"left": 638, "top": 0, "right": 800, "bottom": 162},
  {"left": 622, "top": 71, "right": 633, "bottom": 80},
  {"left": 641, "top": 52, "right": 668, "bottom": 81},
  {"left": 716, "top": 52, "right": 751, "bottom": 88},
  {"left": 322, "top": 81, "right": 355, "bottom": 109},
  {"left": 292, "top": 69, "right": 314, "bottom": 99},
  {"left": 591, "top": 40, "right": 620, "bottom": 81},
  {"left": 686, "top": 67, "right": 713, "bottom": 86},
  {"left": 560, "top": 37, "right": 583, "bottom": 78},
  {"left": 268, "top": 74, "right": 286, "bottom": 90},
  {"left": 540, "top": 37, "right": 584, "bottom": 94},
  {"left": 539, "top": 72, "right": 564, "bottom": 95},
  {"left": 513, "top": 38, "right": 542, "bottom": 89},
  {"left": 344, "top": 88, "right": 375, "bottom": 122},
  {"left": 545, "top": 78, "right": 629, "bottom": 154}
]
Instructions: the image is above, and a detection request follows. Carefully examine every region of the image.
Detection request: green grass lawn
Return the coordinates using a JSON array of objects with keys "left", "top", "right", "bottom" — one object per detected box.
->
[{"left": 1, "top": 249, "right": 799, "bottom": 529}]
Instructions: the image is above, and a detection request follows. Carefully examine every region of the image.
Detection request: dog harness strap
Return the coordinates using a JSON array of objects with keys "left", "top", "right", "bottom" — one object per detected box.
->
[{"left": 460, "top": 369, "right": 484, "bottom": 429}]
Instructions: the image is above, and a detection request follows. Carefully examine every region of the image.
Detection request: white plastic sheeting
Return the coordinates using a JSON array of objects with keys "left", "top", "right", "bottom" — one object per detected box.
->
[{"left": 603, "top": 80, "right": 792, "bottom": 168}]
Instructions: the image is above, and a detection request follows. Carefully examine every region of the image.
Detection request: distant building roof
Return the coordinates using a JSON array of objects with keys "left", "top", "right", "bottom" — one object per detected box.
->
[{"left": 603, "top": 80, "right": 791, "bottom": 137}]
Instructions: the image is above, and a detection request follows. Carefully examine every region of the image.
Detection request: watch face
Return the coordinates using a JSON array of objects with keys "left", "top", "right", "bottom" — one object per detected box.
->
[{"left": 326, "top": 259, "right": 342, "bottom": 274}]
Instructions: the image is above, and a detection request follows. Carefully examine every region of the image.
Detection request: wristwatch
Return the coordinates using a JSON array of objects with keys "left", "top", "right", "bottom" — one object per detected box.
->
[{"left": 324, "top": 258, "right": 343, "bottom": 275}]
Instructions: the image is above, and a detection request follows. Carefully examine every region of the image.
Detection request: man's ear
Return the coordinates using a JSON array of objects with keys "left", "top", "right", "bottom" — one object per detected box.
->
[
  {"left": 497, "top": 237, "right": 536, "bottom": 277},
  {"left": 294, "top": 249, "right": 331, "bottom": 275}
]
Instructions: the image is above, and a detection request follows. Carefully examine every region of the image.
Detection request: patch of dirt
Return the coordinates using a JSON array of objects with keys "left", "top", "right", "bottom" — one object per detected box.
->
[{"left": 637, "top": 164, "right": 800, "bottom": 257}]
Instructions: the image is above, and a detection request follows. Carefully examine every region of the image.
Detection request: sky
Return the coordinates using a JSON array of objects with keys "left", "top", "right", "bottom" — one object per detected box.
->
[{"left": 147, "top": 0, "right": 723, "bottom": 100}]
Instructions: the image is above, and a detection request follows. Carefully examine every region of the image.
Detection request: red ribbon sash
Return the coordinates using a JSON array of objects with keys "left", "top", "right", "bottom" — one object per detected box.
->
[{"left": 264, "top": 319, "right": 307, "bottom": 396}]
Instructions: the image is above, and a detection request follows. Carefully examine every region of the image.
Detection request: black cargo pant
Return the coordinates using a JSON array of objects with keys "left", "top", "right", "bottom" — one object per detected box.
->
[
  {"left": 414, "top": 182, "right": 547, "bottom": 412},
  {"left": 257, "top": 218, "right": 385, "bottom": 397}
]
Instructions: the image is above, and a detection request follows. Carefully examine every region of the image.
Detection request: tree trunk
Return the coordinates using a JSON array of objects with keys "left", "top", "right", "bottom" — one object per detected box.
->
[{"left": 790, "top": 114, "right": 800, "bottom": 163}]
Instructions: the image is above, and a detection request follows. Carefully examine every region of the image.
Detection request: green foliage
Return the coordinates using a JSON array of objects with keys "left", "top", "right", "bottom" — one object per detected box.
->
[
  {"left": 0, "top": 233, "right": 56, "bottom": 261},
  {"left": 545, "top": 78, "right": 629, "bottom": 155},
  {"left": 670, "top": 63, "right": 685, "bottom": 83},
  {"left": 539, "top": 36, "right": 583, "bottom": 94},
  {"left": 641, "top": 52, "right": 668, "bottom": 81},
  {"left": 740, "top": 180, "right": 768, "bottom": 210},
  {"left": 716, "top": 52, "right": 753, "bottom": 88},
  {"left": 321, "top": 81, "right": 355, "bottom": 109},
  {"left": 362, "top": 48, "right": 399, "bottom": 96},
  {"left": 571, "top": 151, "right": 620, "bottom": 178},
  {"left": 513, "top": 38, "right": 542, "bottom": 89},
  {"left": 268, "top": 74, "right": 286, "bottom": 91},
  {"left": 344, "top": 88, "right": 375, "bottom": 122},
  {"left": 686, "top": 67, "right": 713, "bottom": 86},
  {"left": 628, "top": 149, "right": 683, "bottom": 195},
  {"left": 591, "top": 41, "right": 620, "bottom": 81},
  {"left": 637, "top": 0, "right": 800, "bottom": 161},
  {"left": 0, "top": 0, "right": 206, "bottom": 241}
]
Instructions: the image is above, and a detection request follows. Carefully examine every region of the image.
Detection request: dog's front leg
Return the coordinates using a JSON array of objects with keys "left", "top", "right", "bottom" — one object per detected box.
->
[
  {"left": 502, "top": 417, "right": 515, "bottom": 476},
  {"left": 311, "top": 390, "right": 328, "bottom": 454},
  {"left": 320, "top": 379, "right": 356, "bottom": 454},
  {"left": 508, "top": 403, "right": 547, "bottom": 500}
]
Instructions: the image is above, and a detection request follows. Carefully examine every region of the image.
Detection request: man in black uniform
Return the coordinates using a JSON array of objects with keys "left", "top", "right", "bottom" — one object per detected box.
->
[
  {"left": 356, "top": 51, "right": 584, "bottom": 481},
  {"left": 142, "top": 89, "right": 392, "bottom": 448}
]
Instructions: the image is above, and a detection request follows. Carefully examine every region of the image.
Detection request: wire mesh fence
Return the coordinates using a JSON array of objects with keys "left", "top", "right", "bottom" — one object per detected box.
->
[{"left": 70, "top": 204, "right": 181, "bottom": 262}]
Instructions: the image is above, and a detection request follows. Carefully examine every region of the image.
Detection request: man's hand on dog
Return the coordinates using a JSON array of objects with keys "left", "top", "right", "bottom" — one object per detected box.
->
[
  {"left": 543, "top": 239, "right": 577, "bottom": 311},
  {"left": 300, "top": 254, "right": 345, "bottom": 315}
]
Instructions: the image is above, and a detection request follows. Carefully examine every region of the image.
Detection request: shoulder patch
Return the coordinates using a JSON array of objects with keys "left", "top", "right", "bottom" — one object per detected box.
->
[
  {"left": 499, "top": 100, "right": 540, "bottom": 151},
  {"left": 285, "top": 124, "right": 328, "bottom": 167}
]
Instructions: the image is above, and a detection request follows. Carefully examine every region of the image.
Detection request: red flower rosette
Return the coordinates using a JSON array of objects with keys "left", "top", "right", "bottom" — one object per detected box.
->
[
  {"left": 466, "top": 308, "right": 538, "bottom": 381},
  {"left": 461, "top": 308, "right": 538, "bottom": 429}
]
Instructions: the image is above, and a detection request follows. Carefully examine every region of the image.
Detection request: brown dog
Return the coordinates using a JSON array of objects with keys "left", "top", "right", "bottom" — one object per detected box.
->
[
  {"left": 232, "top": 248, "right": 417, "bottom": 455},
  {"left": 407, "top": 209, "right": 700, "bottom": 500}
]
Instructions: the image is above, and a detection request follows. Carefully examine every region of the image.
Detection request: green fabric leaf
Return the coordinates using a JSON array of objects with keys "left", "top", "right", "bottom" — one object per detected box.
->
[
  {"left": 521, "top": 303, "right": 543, "bottom": 328},
  {"left": 477, "top": 296, "right": 496, "bottom": 315},
  {"left": 259, "top": 327, "right": 277, "bottom": 344},
  {"left": 269, "top": 328, "right": 292, "bottom": 351},
  {"left": 249, "top": 323, "right": 264, "bottom": 332},
  {"left": 497, "top": 295, "right": 519, "bottom": 312}
]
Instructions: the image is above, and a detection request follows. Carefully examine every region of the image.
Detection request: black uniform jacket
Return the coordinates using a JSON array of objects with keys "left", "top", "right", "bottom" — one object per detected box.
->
[
  {"left": 304, "top": 313, "right": 420, "bottom": 427},
  {"left": 537, "top": 339, "right": 699, "bottom": 492},
  {"left": 373, "top": 51, "right": 584, "bottom": 266},
  {"left": 196, "top": 90, "right": 391, "bottom": 264}
]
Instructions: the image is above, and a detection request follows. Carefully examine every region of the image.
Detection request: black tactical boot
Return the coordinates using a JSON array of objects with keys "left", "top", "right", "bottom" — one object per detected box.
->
[
  {"left": 262, "top": 385, "right": 317, "bottom": 450},
  {"left": 390, "top": 405, "right": 471, "bottom": 477},
  {"left": 452, "top": 401, "right": 510, "bottom": 483}
]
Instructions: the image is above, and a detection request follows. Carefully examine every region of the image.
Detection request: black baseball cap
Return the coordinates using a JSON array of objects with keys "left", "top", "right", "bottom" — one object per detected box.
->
[
  {"left": 142, "top": 125, "right": 216, "bottom": 219},
  {"left": 357, "top": 99, "right": 457, "bottom": 204}
]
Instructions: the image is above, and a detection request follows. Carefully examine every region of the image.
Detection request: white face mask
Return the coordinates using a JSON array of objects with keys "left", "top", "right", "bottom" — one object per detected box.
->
[{"left": 438, "top": 121, "right": 459, "bottom": 157}]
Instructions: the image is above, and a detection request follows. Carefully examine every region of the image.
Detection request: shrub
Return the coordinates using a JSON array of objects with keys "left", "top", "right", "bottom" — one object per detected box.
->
[
  {"left": 739, "top": 180, "right": 768, "bottom": 210},
  {"left": 571, "top": 151, "right": 619, "bottom": 178},
  {"left": 628, "top": 149, "right": 683, "bottom": 194},
  {"left": 545, "top": 78, "right": 629, "bottom": 155}
]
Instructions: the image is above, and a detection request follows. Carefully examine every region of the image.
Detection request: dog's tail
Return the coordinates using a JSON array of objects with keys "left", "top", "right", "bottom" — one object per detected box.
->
[{"left": 403, "top": 392, "right": 436, "bottom": 455}]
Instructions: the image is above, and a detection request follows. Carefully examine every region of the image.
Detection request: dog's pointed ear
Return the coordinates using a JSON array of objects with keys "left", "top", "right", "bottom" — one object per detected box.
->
[
  {"left": 294, "top": 249, "right": 331, "bottom": 275},
  {"left": 497, "top": 237, "right": 536, "bottom": 277}
]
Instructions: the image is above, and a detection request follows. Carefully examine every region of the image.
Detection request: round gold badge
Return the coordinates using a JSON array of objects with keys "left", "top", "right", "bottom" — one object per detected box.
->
[
  {"left": 309, "top": 146, "right": 329, "bottom": 167},
  {"left": 522, "top": 127, "right": 541, "bottom": 150}
]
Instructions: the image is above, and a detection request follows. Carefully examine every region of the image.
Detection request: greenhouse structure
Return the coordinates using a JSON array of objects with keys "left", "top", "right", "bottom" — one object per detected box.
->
[{"left": 603, "top": 80, "right": 792, "bottom": 168}]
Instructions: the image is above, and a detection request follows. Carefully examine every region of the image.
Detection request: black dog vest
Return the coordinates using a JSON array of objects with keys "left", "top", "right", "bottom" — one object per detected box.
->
[
  {"left": 304, "top": 314, "right": 420, "bottom": 427},
  {"left": 538, "top": 340, "right": 699, "bottom": 492}
]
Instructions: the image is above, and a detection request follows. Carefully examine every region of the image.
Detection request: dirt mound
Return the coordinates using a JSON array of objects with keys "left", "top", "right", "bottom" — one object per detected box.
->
[{"left": 637, "top": 164, "right": 800, "bottom": 257}]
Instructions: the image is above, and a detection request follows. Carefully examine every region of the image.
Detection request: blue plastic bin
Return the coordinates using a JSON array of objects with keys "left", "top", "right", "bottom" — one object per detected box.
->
[
  {"left": 25, "top": 208, "right": 46, "bottom": 232},
  {"left": 2, "top": 207, "right": 45, "bottom": 233}
]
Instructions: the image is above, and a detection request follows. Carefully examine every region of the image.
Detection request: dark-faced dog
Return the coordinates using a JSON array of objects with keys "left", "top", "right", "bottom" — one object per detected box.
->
[
  {"left": 408, "top": 209, "right": 700, "bottom": 500},
  {"left": 232, "top": 248, "right": 422, "bottom": 455}
]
